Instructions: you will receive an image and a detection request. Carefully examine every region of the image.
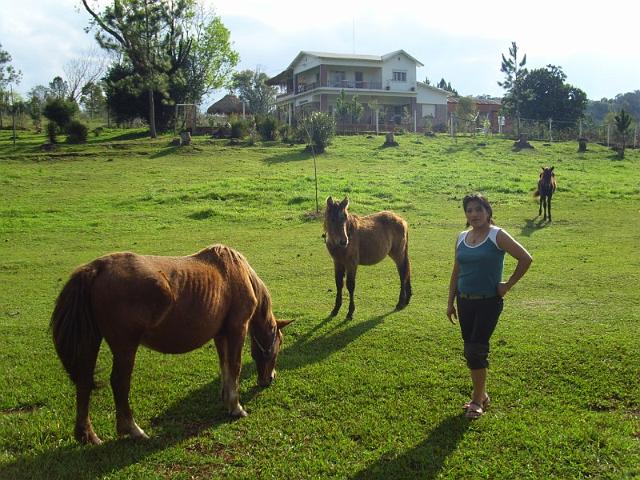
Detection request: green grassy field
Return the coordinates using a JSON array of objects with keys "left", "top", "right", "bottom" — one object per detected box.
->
[{"left": 1, "top": 129, "right": 638, "bottom": 479}]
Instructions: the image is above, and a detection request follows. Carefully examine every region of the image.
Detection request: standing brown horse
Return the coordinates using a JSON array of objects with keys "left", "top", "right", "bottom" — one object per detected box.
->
[
  {"left": 50, "top": 244, "right": 291, "bottom": 445},
  {"left": 534, "top": 166, "right": 557, "bottom": 221},
  {"left": 324, "top": 197, "right": 411, "bottom": 320}
]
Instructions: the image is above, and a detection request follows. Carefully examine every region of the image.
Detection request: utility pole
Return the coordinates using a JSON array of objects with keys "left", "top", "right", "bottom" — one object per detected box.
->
[{"left": 10, "top": 83, "right": 16, "bottom": 146}]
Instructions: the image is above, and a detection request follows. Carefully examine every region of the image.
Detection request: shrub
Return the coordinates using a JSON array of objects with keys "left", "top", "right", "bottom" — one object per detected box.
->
[
  {"left": 42, "top": 98, "right": 78, "bottom": 129},
  {"left": 300, "top": 112, "right": 335, "bottom": 153},
  {"left": 278, "top": 124, "right": 291, "bottom": 143},
  {"left": 230, "top": 118, "right": 250, "bottom": 138},
  {"left": 256, "top": 115, "right": 279, "bottom": 141},
  {"left": 66, "top": 120, "right": 88, "bottom": 144},
  {"left": 433, "top": 122, "right": 448, "bottom": 133}
]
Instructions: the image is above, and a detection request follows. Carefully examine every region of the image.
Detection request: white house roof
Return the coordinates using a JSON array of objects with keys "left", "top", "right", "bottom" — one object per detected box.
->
[
  {"left": 417, "top": 81, "right": 452, "bottom": 96},
  {"left": 286, "top": 49, "right": 424, "bottom": 70},
  {"left": 381, "top": 50, "right": 424, "bottom": 67}
]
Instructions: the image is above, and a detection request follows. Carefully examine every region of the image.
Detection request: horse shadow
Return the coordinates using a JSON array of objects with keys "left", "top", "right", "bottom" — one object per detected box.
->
[
  {"left": 0, "top": 380, "right": 259, "bottom": 479},
  {"left": 519, "top": 216, "right": 550, "bottom": 237},
  {"left": 350, "top": 414, "right": 470, "bottom": 479},
  {"left": 281, "top": 310, "right": 394, "bottom": 372}
]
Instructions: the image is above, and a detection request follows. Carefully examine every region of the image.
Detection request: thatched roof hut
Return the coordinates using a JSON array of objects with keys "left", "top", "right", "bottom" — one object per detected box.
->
[{"left": 206, "top": 94, "right": 248, "bottom": 115}]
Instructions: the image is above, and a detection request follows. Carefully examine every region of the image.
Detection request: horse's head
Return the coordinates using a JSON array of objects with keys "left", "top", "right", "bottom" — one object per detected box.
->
[
  {"left": 324, "top": 196, "right": 350, "bottom": 248},
  {"left": 540, "top": 166, "right": 555, "bottom": 182},
  {"left": 251, "top": 318, "right": 292, "bottom": 387}
]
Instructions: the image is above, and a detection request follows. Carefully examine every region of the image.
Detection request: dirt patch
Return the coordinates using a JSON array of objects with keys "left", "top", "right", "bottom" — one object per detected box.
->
[{"left": 1, "top": 402, "right": 45, "bottom": 415}]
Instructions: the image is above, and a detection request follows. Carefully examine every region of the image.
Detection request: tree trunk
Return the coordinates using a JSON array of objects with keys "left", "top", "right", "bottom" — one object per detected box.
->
[{"left": 148, "top": 89, "right": 157, "bottom": 138}]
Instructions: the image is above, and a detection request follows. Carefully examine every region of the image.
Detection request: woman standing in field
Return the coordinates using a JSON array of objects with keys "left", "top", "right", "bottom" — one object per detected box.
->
[{"left": 447, "top": 194, "right": 532, "bottom": 419}]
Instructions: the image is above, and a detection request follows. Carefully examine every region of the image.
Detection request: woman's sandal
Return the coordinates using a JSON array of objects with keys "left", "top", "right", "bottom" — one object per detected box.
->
[
  {"left": 462, "top": 394, "right": 490, "bottom": 411},
  {"left": 465, "top": 401, "right": 484, "bottom": 419}
]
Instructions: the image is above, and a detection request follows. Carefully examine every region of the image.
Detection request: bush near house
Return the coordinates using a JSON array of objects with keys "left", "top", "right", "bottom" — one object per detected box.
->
[{"left": 301, "top": 111, "right": 335, "bottom": 153}]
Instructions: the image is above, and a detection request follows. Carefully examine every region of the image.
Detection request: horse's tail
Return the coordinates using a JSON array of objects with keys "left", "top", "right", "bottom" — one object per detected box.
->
[
  {"left": 50, "top": 262, "right": 102, "bottom": 389},
  {"left": 533, "top": 188, "right": 540, "bottom": 197}
]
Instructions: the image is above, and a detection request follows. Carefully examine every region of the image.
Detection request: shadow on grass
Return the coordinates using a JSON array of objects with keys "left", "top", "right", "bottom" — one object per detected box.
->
[
  {"left": 107, "top": 131, "right": 151, "bottom": 142},
  {"left": 0, "top": 380, "right": 259, "bottom": 480},
  {"left": 281, "top": 310, "right": 394, "bottom": 371},
  {"left": 351, "top": 414, "right": 470, "bottom": 479},
  {"left": 263, "top": 150, "right": 312, "bottom": 164},
  {"left": 519, "top": 216, "right": 550, "bottom": 237},
  {"left": 150, "top": 146, "right": 179, "bottom": 159}
]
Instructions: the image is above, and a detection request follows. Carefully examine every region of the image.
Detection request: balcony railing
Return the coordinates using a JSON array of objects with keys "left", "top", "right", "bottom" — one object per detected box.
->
[
  {"left": 277, "top": 80, "right": 415, "bottom": 98},
  {"left": 294, "top": 80, "right": 384, "bottom": 94}
]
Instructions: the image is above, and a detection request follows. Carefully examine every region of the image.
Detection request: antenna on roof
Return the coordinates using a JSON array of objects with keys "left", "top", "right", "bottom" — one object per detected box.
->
[{"left": 352, "top": 17, "right": 355, "bottom": 54}]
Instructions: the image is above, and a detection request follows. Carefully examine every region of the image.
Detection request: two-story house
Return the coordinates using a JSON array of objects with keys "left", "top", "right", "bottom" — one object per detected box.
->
[{"left": 267, "top": 50, "right": 450, "bottom": 131}]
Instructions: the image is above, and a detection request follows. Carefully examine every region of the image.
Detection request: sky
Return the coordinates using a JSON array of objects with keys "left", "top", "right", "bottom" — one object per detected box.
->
[{"left": 2, "top": 0, "right": 639, "bottom": 104}]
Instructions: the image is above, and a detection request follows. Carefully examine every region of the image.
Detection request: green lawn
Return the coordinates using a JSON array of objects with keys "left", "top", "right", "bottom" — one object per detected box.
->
[{"left": 1, "top": 129, "right": 638, "bottom": 479}]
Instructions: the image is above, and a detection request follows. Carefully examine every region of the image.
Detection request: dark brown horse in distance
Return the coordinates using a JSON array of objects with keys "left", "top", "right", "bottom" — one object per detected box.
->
[
  {"left": 324, "top": 197, "right": 412, "bottom": 320},
  {"left": 50, "top": 244, "right": 291, "bottom": 445},
  {"left": 534, "top": 166, "right": 557, "bottom": 221}
]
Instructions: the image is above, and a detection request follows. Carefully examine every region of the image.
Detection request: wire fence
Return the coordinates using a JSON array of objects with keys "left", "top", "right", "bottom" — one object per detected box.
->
[{"left": 448, "top": 115, "right": 639, "bottom": 148}]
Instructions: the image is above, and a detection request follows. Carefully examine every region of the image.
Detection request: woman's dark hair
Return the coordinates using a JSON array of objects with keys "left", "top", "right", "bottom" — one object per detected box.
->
[{"left": 462, "top": 193, "right": 495, "bottom": 226}]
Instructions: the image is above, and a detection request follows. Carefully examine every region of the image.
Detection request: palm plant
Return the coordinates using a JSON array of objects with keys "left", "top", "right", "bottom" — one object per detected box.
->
[{"left": 614, "top": 109, "right": 632, "bottom": 159}]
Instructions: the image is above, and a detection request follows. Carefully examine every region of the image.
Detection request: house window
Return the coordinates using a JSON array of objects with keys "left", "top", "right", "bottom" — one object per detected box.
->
[
  {"left": 392, "top": 71, "right": 407, "bottom": 82},
  {"left": 333, "top": 71, "right": 346, "bottom": 82}
]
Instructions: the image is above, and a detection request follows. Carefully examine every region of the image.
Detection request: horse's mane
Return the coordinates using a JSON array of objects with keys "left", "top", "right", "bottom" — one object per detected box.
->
[{"left": 194, "top": 245, "right": 272, "bottom": 323}]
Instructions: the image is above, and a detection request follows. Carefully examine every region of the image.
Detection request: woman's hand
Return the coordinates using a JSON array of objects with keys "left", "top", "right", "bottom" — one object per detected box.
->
[
  {"left": 497, "top": 281, "right": 511, "bottom": 297},
  {"left": 447, "top": 304, "right": 457, "bottom": 324}
]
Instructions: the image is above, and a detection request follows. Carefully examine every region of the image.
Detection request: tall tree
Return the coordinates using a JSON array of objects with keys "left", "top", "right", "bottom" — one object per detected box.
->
[
  {"left": 26, "top": 85, "right": 51, "bottom": 130},
  {"left": 82, "top": 0, "right": 194, "bottom": 137},
  {"left": 49, "top": 76, "right": 69, "bottom": 99},
  {"left": 0, "top": 43, "right": 22, "bottom": 129},
  {"left": 518, "top": 65, "right": 587, "bottom": 123},
  {"left": 80, "top": 82, "right": 106, "bottom": 120},
  {"left": 231, "top": 69, "right": 276, "bottom": 115},
  {"left": 498, "top": 41, "right": 528, "bottom": 134},
  {"left": 182, "top": 5, "right": 239, "bottom": 103},
  {"left": 82, "top": 0, "right": 237, "bottom": 136},
  {"left": 437, "top": 78, "right": 458, "bottom": 96},
  {"left": 63, "top": 47, "right": 109, "bottom": 102}
]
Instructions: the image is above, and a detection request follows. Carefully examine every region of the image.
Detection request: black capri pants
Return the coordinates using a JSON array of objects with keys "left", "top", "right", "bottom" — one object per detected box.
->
[{"left": 456, "top": 295, "right": 504, "bottom": 369}]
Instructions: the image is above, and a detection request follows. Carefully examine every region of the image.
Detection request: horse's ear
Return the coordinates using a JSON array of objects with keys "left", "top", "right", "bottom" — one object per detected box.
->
[
  {"left": 276, "top": 319, "right": 293, "bottom": 330},
  {"left": 550, "top": 166, "right": 554, "bottom": 171},
  {"left": 326, "top": 196, "right": 333, "bottom": 206},
  {"left": 339, "top": 197, "right": 349, "bottom": 209}
]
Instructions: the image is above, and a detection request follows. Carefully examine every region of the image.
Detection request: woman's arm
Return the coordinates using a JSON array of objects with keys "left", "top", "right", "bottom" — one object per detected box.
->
[
  {"left": 496, "top": 229, "right": 533, "bottom": 297},
  {"left": 447, "top": 258, "right": 460, "bottom": 324}
]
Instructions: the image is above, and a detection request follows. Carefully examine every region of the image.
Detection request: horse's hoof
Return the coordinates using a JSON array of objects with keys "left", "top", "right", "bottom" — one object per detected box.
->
[
  {"left": 75, "top": 429, "right": 102, "bottom": 445},
  {"left": 330, "top": 308, "right": 340, "bottom": 317},
  {"left": 231, "top": 406, "right": 248, "bottom": 417},
  {"left": 130, "top": 430, "right": 150, "bottom": 441},
  {"left": 345, "top": 313, "right": 353, "bottom": 321}
]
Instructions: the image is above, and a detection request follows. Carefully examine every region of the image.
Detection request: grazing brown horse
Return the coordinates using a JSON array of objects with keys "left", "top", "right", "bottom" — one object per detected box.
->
[
  {"left": 324, "top": 197, "right": 411, "bottom": 320},
  {"left": 50, "top": 244, "right": 291, "bottom": 445},
  {"left": 534, "top": 166, "right": 557, "bottom": 221}
]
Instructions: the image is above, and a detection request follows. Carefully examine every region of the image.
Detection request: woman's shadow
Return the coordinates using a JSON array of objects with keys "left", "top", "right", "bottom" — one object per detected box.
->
[{"left": 351, "top": 414, "right": 470, "bottom": 479}]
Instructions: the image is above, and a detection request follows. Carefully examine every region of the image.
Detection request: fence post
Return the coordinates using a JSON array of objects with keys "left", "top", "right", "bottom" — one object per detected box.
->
[
  {"left": 579, "top": 119, "right": 582, "bottom": 138},
  {"left": 607, "top": 124, "right": 610, "bottom": 147},
  {"left": 635, "top": 125, "right": 638, "bottom": 148},
  {"left": 549, "top": 118, "right": 553, "bottom": 142}
]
